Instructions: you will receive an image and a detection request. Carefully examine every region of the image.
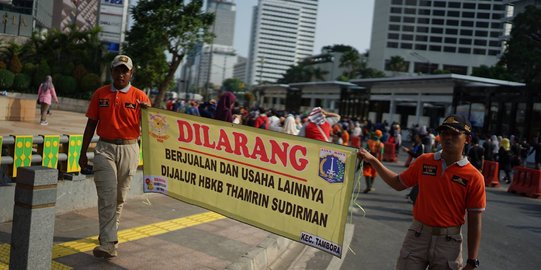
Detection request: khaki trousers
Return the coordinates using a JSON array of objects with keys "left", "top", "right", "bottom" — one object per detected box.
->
[
  {"left": 93, "top": 141, "right": 139, "bottom": 244},
  {"left": 396, "top": 220, "right": 463, "bottom": 270}
]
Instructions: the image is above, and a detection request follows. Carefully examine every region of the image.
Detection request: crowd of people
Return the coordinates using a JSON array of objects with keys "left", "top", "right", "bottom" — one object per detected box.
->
[{"left": 166, "top": 90, "right": 541, "bottom": 186}]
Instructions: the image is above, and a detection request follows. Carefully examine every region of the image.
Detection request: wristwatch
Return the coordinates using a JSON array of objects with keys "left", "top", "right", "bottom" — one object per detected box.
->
[{"left": 466, "top": 259, "right": 480, "bottom": 268}]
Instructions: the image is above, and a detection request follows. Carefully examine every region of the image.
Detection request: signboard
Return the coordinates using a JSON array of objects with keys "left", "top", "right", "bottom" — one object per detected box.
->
[
  {"left": 141, "top": 108, "right": 356, "bottom": 257},
  {"left": 98, "top": 0, "right": 127, "bottom": 43},
  {"left": 1, "top": 11, "right": 32, "bottom": 37}
]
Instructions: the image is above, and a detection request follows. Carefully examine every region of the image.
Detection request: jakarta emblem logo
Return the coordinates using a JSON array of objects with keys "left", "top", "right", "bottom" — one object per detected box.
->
[
  {"left": 148, "top": 113, "right": 170, "bottom": 142},
  {"left": 318, "top": 149, "right": 346, "bottom": 183}
]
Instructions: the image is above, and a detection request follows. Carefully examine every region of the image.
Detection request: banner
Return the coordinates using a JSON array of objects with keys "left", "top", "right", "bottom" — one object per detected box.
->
[{"left": 142, "top": 108, "right": 357, "bottom": 257}]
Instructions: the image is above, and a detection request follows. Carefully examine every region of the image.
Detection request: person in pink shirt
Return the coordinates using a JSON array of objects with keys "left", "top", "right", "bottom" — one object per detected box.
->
[{"left": 37, "top": 75, "right": 59, "bottom": 125}]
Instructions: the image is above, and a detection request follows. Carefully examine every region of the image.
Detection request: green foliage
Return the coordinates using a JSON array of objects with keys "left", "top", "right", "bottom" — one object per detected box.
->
[
  {"left": 360, "top": 68, "right": 386, "bottom": 78},
  {"left": 58, "top": 62, "right": 75, "bottom": 76},
  {"left": 22, "top": 63, "right": 36, "bottom": 76},
  {"left": 80, "top": 73, "right": 102, "bottom": 94},
  {"left": 124, "top": 0, "right": 215, "bottom": 107},
  {"left": 34, "top": 60, "right": 51, "bottom": 89},
  {"left": 73, "top": 64, "right": 88, "bottom": 81},
  {"left": 279, "top": 45, "right": 384, "bottom": 83},
  {"left": 222, "top": 78, "right": 245, "bottom": 92},
  {"left": 500, "top": 5, "right": 541, "bottom": 87},
  {"left": 278, "top": 64, "right": 312, "bottom": 83},
  {"left": 12, "top": 73, "right": 31, "bottom": 92},
  {"left": 339, "top": 48, "right": 362, "bottom": 79},
  {"left": 321, "top": 44, "right": 357, "bottom": 53},
  {"left": 0, "top": 69, "right": 15, "bottom": 89},
  {"left": 9, "top": 54, "right": 22, "bottom": 73},
  {"left": 471, "top": 65, "right": 516, "bottom": 81},
  {"left": 24, "top": 25, "right": 105, "bottom": 88},
  {"left": 53, "top": 75, "right": 77, "bottom": 97},
  {"left": 387, "top": 56, "right": 408, "bottom": 73}
]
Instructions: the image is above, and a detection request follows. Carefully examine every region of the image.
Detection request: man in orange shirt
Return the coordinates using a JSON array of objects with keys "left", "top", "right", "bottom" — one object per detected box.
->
[
  {"left": 363, "top": 129, "right": 384, "bottom": 193},
  {"left": 79, "top": 55, "right": 151, "bottom": 258},
  {"left": 358, "top": 114, "right": 485, "bottom": 270}
]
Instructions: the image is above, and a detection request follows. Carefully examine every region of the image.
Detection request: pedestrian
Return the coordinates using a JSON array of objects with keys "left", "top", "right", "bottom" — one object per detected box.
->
[
  {"left": 482, "top": 136, "right": 494, "bottom": 161},
  {"left": 491, "top": 135, "right": 499, "bottom": 161},
  {"left": 402, "top": 133, "right": 425, "bottom": 203},
  {"left": 282, "top": 114, "right": 300, "bottom": 135},
  {"left": 36, "top": 75, "right": 59, "bottom": 125},
  {"left": 467, "top": 137, "right": 485, "bottom": 172},
  {"left": 350, "top": 122, "right": 362, "bottom": 148},
  {"left": 362, "top": 130, "right": 384, "bottom": 193},
  {"left": 78, "top": 55, "right": 151, "bottom": 259},
  {"left": 254, "top": 108, "right": 269, "bottom": 129},
  {"left": 357, "top": 114, "right": 486, "bottom": 270},
  {"left": 214, "top": 90, "right": 236, "bottom": 122},
  {"left": 499, "top": 138, "right": 512, "bottom": 183},
  {"left": 301, "top": 107, "right": 340, "bottom": 142}
]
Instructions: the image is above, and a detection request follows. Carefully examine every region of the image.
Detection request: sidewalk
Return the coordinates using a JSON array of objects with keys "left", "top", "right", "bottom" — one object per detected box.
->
[
  {"left": 0, "top": 194, "right": 279, "bottom": 270},
  {"left": 0, "top": 109, "right": 87, "bottom": 136}
]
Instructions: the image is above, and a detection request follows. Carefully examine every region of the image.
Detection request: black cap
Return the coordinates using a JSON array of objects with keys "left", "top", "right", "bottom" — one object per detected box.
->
[{"left": 436, "top": 114, "right": 472, "bottom": 134}]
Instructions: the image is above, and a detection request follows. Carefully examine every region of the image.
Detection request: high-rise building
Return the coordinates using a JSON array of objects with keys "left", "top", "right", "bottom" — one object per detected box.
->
[
  {"left": 208, "top": 0, "right": 236, "bottom": 46},
  {"left": 502, "top": 0, "right": 541, "bottom": 39},
  {"left": 182, "top": 0, "right": 237, "bottom": 94},
  {"left": 368, "top": 0, "right": 506, "bottom": 75},
  {"left": 233, "top": 56, "right": 248, "bottom": 82},
  {"left": 246, "top": 0, "right": 318, "bottom": 85}
]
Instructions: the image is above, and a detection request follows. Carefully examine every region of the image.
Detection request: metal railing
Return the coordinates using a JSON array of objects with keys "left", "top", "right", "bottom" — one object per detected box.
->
[{"left": 0, "top": 135, "right": 102, "bottom": 182}]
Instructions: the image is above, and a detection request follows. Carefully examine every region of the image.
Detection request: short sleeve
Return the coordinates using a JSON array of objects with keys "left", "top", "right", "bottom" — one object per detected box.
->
[
  {"left": 399, "top": 155, "right": 425, "bottom": 187},
  {"left": 466, "top": 173, "right": 486, "bottom": 211}
]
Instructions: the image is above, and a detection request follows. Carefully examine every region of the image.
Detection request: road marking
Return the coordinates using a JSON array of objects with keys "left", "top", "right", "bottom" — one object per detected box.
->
[{"left": 0, "top": 211, "right": 225, "bottom": 269}]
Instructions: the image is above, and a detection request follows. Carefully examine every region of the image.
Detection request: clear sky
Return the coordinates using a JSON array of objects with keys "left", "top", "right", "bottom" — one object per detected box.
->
[{"left": 233, "top": 0, "right": 375, "bottom": 57}]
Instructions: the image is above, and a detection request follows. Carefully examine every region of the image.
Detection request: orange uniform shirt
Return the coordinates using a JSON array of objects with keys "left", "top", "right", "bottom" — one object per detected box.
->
[
  {"left": 86, "top": 84, "right": 151, "bottom": 140},
  {"left": 399, "top": 152, "right": 486, "bottom": 227}
]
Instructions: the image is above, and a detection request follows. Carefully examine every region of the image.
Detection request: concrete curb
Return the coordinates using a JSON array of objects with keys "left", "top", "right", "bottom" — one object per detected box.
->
[
  {"left": 226, "top": 223, "right": 356, "bottom": 270},
  {"left": 226, "top": 235, "right": 294, "bottom": 270}
]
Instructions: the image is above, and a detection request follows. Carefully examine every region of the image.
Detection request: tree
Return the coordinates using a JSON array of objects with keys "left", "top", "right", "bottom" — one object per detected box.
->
[
  {"left": 387, "top": 56, "right": 408, "bottom": 74},
  {"left": 124, "top": 0, "right": 215, "bottom": 107},
  {"left": 278, "top": 63, "right": 311, "bottom": 83},
  {"left": 221, "top": 77, "right": 245, "bottom": 92},
  {"left": 500, "top": 5, "right": 541, "bottom": 87},
  {"left": 471, "top": 64, "right": 516, "bottom": 81},
  {"left": 339, "top": 48, "right": 362, "bottom": 79},
  {"left": 26, "top": 25, "right": 105, "bottom": 94}
]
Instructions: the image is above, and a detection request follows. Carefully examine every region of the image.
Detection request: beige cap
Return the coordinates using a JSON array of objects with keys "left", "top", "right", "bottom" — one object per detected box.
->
[{"left": 111, "top": 55, "right": 133, "bottom": 70}]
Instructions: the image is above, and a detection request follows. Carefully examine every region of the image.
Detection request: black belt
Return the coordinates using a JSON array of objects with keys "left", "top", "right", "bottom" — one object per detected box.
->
[
  {"left": 99, "top": 138, "right": 138, "bottom": 145},
  {"left": 413, "top": 220, "right": 461, "bottom": 235}
]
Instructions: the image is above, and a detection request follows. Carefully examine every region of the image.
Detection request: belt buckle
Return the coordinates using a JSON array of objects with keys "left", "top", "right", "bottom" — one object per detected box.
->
[{"left": 114, "top": 139, "right": 123, "bottom": 145}]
